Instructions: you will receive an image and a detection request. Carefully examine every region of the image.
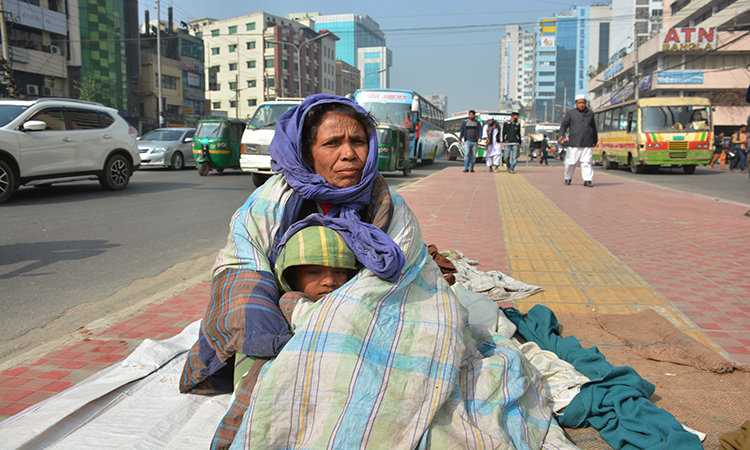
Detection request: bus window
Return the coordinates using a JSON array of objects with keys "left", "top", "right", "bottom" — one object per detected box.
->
[
  {"left": 603, "top": 109, "right": 613, "bottom": 132},
  {"left": 609, "top": 108, "right": 621, "bottom": 131},
  {"left": 641, "top": 105, "right": 711, "bottom": 132},
  {"left": 625, "top": 105, "right": 637, "bottom": 132}
]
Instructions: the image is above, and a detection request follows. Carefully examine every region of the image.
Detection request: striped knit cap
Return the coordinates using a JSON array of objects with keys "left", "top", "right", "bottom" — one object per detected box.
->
[{"left": 275, "top": 226, "right": 358, "bottom": 293}]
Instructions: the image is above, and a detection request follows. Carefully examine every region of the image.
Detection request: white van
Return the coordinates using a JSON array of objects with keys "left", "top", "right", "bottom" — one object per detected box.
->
[{"left": 240, "top": 98, "right": 303, "bottom": 186}]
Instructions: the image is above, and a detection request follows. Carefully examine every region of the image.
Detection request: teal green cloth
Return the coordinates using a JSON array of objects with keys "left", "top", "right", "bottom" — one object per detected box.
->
[{"left": 502, "top": 305, "right": 703, "bottom": 450}]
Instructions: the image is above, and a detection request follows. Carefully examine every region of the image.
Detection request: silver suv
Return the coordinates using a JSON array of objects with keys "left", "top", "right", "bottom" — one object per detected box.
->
[{"left": 0, "top": 98, "right": 140, "bottom": 203}]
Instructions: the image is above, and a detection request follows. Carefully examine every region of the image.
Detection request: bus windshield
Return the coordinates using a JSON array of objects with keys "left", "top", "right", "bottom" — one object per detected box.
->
[
  {"left": 248, "top": 104, "right": 296, "bottom": 129},
  {"left": 642, "top": 105, "right": 711, "bottom": 133},
  {"left": 196, "top": 122, "right": 228, "bottom": 138},
  {"left": 358, "top": 102, "right": 412, "bottom": 128}
]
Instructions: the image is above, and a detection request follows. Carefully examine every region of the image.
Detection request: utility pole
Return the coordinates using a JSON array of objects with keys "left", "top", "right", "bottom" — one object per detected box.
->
[
  {"left": 0, "top": 0, "right": 8, "bottom": 62},
  {"left": 156, "top": 0, "right": 164, "bottom": 127},
  {"left": 236, "top": 38, "right": 240, "bottom": 118},
  {"left": 634, "top": 23, "right": 640, "bottom": 101}
]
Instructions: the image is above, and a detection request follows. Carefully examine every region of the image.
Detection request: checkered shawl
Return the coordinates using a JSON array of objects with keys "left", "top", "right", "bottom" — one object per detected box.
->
[{"left": 221, "top": 179, "right": 553, "bottom": 449}]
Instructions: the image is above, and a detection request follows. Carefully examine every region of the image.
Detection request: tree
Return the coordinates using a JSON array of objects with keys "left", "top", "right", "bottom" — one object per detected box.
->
[
  {"left": 73, "top": 74, "right": 101, "bottom": 103},
  {"left": 588, "top": 62, "right": 607, "bottom": 80}
]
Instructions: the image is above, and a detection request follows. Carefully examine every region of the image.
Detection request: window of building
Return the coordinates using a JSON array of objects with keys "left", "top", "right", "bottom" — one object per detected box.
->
[
  {"left": 267, "top": 77, "right": 275, "bottom": 88},
  {"left": 229, "top": 63, "right": 237, "bottom": 71},
  {"left": 196, "top": 32, "right": 202, "bottom": 39},
  {"left": 166, "top": 104, "right": 180, "bottom": 114},
  {"left": 156, "top": 74, "right": 178, "bottom": 90},
  {"left": 247, "top": 41, "right": 255, "bottom": 50},
  {"left": 229, "top": 100, "right": 237, "bottom": 108},
  {"left": 538, "top": 81, "right": 554, "bottom": 86},
  {"left": 211, "top": 47, "right": 220, "bottom": 55},
  {"left": 247, "top": 60, "right": 256, "bottom": 68},
  {"left": 265, "top": 57, "right": 274, "bottom": 68},
  {"left": 229, "top": 81, "right": 237, "bottom": 90},
  {"left": 266, "top": 41, "right": 275, "bottom": 48},
  {"left": 213, "top": 101, "right": 221, "bottom": 109},
  {"left": 247, "top": 79, "right": 256, "bottom": 88},
  {"left": 211, "top": 29, "right": 220, "bottom": 37},
  {"left": 246, "top": 22, "right": 255, "bottom": 31},
  {"left": 248, "top": 99, "right": 257, "bottom": 107},
  {"left": 539, "top": 51, "right": 554, "bottom": 57},
  {"left": 229, "top": 44, "right": 237, "bottom": 52},
  {"left": 228, "top": 25, "right": 237, "bottom": 34}
]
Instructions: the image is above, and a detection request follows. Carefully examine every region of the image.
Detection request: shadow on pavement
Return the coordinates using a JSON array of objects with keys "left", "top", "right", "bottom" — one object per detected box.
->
[{"left": 0, "top": 240, "right": 121, "bottom": 280}]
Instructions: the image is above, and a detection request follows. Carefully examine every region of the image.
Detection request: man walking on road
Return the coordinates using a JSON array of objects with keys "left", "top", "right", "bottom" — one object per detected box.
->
[
  {"left": 558, "top": 94, "right": 598, "bottom": 187},
  {"left": 502, "top": 111, "right": 522, "bottom": 174},
  {"left": 460, "top": 110, "right": 481, "bottom": 173},
  {"left": 710, "top": 132, "right": 727, "bottom": 169},
  {"left": 730, "top": 125, "right": 747, "bottom": 173}
]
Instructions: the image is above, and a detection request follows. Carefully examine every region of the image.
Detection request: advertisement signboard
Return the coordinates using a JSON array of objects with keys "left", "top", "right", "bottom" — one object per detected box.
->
[
  {"left": 187, "top": 72, "right": 201, "bottom": 87},
  {"left": 662, "top": 28, "right": 716, "bottom": 51},
  {"left": 208, "top": 66, "right": 219, "bottom": 91},
  {"left": 540, "top": 37, "right": 556, "bottom": 48},
  {"left": 657, "top": 71, "right": 704, "bottom": 84}
]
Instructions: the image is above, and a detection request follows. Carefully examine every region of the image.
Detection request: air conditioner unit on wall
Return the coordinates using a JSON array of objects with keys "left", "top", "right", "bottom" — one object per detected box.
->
[
  {"left": 50, "top": 45, "right": 61, "bottom": 55},
  {"left": 42, "top": 86, "right": 53, "bottom": 96},
  {"left": 26, "top": 85, "right": 39, "bottom": 96}
]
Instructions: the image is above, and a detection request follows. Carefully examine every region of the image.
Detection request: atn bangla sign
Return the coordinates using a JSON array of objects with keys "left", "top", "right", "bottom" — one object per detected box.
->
[{"left": 662, "top": 28, "right": 716, "bottom": 51}]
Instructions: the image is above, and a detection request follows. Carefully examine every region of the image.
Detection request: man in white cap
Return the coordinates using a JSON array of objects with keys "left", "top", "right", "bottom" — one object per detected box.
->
[{"left": 558, "top": 94, "right": 598, "bottom": 187}]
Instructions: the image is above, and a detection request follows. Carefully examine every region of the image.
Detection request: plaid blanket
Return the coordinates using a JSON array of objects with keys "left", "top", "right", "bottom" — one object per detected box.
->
[{"left": 221, "top": 178, "right": 556, "bottom": 449}]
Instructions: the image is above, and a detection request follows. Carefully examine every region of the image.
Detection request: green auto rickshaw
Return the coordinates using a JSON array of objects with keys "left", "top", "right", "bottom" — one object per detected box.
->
[
  {"left": 193, "top": 118, "right": 247, "bottom": 176},
  {"left": 376, "top": 125, "right": 415, "bottom": 176}
]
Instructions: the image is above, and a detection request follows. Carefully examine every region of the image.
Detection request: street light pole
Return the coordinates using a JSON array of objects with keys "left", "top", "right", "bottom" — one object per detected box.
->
[
  {"left": 363, "top": 67, "right": 386, "bottom": 89},
  {"left": 266, "top": 31, "right": 329, "bottom": 98}
]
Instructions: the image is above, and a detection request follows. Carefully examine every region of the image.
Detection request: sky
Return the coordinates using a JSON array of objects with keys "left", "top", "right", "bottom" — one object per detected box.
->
[{"left": 159, "top": 0, "right": 596, "bottom": 115}]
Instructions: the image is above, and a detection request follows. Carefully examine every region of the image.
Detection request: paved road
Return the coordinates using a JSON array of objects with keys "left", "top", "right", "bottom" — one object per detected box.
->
[{"left": 0, "top": 160, "right": 456, "bottom": 359}]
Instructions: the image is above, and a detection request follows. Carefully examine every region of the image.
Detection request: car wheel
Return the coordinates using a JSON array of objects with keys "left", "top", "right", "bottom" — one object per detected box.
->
[
  {"left": 198, "top": 162, "right": 210, "bottom": 176},
  {"left": 170, "top": 152, "right": 185, "bottom": 170},
  {"left": 99, "top": 154, "right": 131, "bottom": 190},
  {"left": 0, "top": 160, "right": 15, "bottom": 204},
  {"left": 252, "top": 173, "right": 270, "bottom": 186}
]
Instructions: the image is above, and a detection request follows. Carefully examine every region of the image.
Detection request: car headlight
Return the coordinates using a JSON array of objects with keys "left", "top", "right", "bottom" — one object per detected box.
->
[{"left": 153, "top": 147, "right": 168, "bottom": 153}]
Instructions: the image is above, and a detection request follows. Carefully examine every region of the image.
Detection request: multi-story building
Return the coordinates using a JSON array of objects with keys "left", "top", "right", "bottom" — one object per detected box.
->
[
  {"left": 137, "top": 13, "right": 206, "bottom": 131},
  {"left": 499, "top": 25, "right": 535, "bottom": 108},
  {"left": 1, "top": 0, "right": 69, "bottom": 99},
  {"left": 190, "top": 12, "right": 332, "bottom": 120},
  {"left": 611, "top": 0, "right": 663, "bottom": 60},
  {"left": 335, "top": 60, "right": 360, "bottom": 97},
  {"left": 287, "top": 13, "right": 338, "bottom": 95},
  {"left": 310, "top": 13, "right": 392, "bottom": 89},
  {"left": 588, "top": 0, "right": 750, "bottom": 133},
  {"left": 356, "top": 47, "right": 391, "bottom": 89},
  {"left": 534, "top": 6, "right": 593, "bottom": 122},
  {"left": 427, "top": 93, "right": 448, "bottom": 116},
  {"left": 589, "top": 4, "right": 613, "bottom": 75}
]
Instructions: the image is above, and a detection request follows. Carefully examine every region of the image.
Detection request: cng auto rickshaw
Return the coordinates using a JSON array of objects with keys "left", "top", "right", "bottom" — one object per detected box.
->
[
  {"left": 193, "top": 118, "right": 247, "bottom": 176},
  {"left": 376, "top": 125, "right": 415, "bottom": 176}
]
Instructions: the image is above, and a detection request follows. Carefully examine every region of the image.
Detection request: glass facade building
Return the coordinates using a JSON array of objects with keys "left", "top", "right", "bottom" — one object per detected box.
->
[
  {"left": 77, "top": 0, "right": 129, "bottom": 111},
  {"left": 313, "top": 14, "right": 385, "bottom": 67}
]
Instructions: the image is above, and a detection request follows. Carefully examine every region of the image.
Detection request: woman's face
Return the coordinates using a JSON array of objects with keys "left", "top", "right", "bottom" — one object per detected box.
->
[{"left": 307, "top": 112, "right": 369, "bottom": 188}]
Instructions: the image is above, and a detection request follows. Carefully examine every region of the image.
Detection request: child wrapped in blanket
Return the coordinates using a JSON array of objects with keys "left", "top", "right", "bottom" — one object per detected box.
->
[
  {"left": 213, "top": 225, "right": 360, "bottom": 450},
  {"left": 275, "top": 225, "right": 360, "bottom": 331}
]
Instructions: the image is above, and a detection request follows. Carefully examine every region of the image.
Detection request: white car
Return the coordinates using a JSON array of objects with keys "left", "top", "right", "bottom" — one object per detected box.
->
[
  {"left": 240, "top": 99, "right": 302, "bottom": 186},
  {"left": 0, "top": 98, "right": 140, "bottom": 204}
]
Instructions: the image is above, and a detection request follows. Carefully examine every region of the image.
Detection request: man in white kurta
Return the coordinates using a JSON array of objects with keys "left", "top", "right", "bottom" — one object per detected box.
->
[
  {"left": 482, "top": 119, "right": 503, "bottom": 172},
  {"left": 558, "top": 94, "right": 598, "bottom": 187}
]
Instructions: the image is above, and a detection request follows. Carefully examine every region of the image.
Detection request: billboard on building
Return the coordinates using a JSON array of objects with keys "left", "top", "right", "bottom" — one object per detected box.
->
[
  {"left": 662, "top": 28, "right": 716, "bottom": 51},
  {"left": 657, "top": 71, "right": 704, "bottom": 84},
  {"left": 187, "top": 73, "right": 201, "bottom": 87},
  {"left": 540, "top": 37, "right": 556, "bottom": 48},
  {"left": 208, "top": 66, "right": 219, "bottom": 91}
]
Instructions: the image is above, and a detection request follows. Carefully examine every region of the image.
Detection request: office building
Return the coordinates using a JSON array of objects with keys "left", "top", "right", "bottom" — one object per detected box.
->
[
  {"left": 588, "top": 0, "right": 750, "bottom": 132},
  {"left": 610, "top": 0, "right": 663, "bottom": 61},
  {"left": 311, "top": 13, "right": 385, "bottom": 67},
  {"left": 335, "top": 60, "right": 360, "bottom": 97},
  {"left": 190, "top": 12, "right": 333, "bottom": 119},
  {"left": 499, "top": 25, "right": 535, "bottom": 108},
  {"left": 534, "top": 6, "right": 592, "bottom": 122},
  {"left": 356, "top": 47, "right": 391, "bottom": 89},
  {"left": 427, "top": 93, "right": 448, "bottom": 116},
  {"left": 589, "top": 4, "right": 612, "bottom": 74}
]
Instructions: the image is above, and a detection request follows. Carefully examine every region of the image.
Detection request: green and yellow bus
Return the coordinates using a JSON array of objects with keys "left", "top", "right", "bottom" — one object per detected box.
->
[{"left": 593, "top": 97, "right": 713, "bottom": 174}]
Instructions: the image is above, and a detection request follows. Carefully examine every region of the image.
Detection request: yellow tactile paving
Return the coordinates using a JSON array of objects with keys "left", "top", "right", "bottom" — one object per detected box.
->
[{"left": 493, "top": 173, "right": 724, "bottom": 354}]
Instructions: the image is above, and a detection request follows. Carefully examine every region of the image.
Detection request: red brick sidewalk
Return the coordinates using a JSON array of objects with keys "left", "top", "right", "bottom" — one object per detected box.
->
[{"left": 0, "top": 283, "right": 210, "bottom": 420}]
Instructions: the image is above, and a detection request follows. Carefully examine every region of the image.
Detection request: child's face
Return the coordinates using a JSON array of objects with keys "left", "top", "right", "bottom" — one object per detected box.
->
[{"left": 291, "top": 265, "right": 350, "bottom": 301}]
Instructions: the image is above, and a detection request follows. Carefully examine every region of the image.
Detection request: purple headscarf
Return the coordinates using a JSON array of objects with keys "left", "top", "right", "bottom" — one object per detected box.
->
[{"left": 268, "top": 94, "right": 404, "bottom": 282}]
